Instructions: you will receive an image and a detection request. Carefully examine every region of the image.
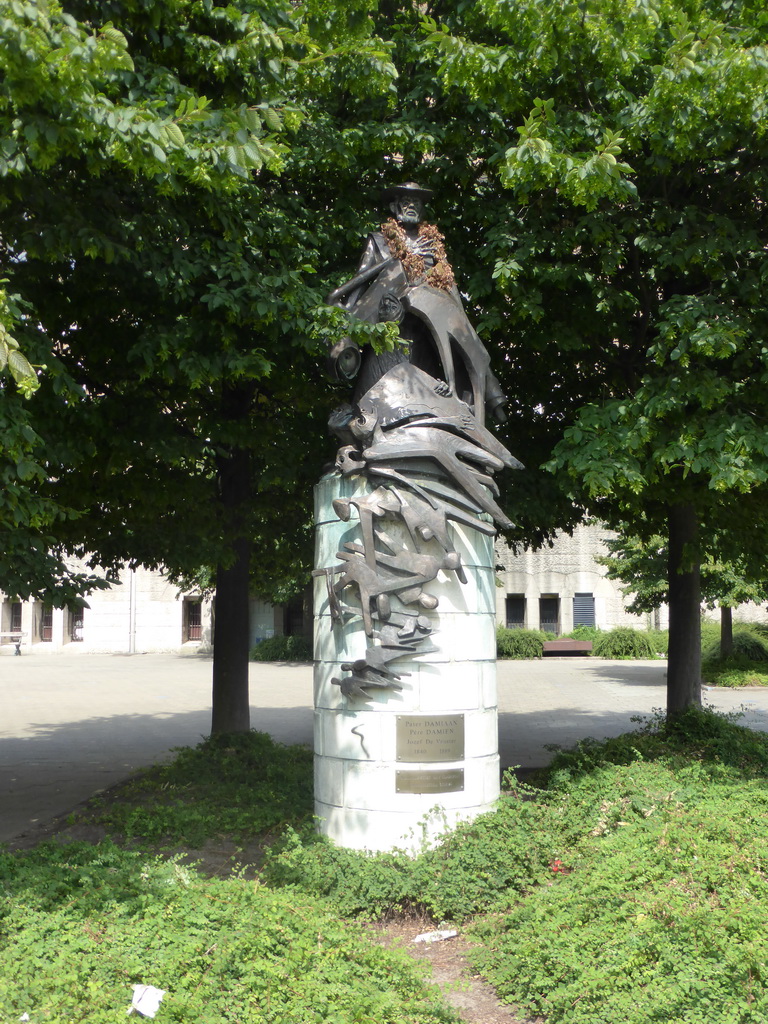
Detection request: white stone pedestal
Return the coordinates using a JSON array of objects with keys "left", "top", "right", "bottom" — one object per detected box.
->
[{"left": 313, "top": 471, "right": 500, "bottom": 853}]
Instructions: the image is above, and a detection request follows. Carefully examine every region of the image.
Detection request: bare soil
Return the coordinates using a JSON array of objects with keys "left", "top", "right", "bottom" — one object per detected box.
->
[{"left": 370, "top": 918, "right": 543, "bottom": 1024}]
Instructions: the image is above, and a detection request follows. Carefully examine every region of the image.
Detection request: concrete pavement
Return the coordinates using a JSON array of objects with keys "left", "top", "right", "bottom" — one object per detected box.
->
[{"left": 2, "top": 652, "right": 767, "bottom": 843}]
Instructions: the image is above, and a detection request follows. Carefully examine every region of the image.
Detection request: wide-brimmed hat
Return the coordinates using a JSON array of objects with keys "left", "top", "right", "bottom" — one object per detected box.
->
[{"left": 381, "top": 181, "right": 434, "bottom": 204}]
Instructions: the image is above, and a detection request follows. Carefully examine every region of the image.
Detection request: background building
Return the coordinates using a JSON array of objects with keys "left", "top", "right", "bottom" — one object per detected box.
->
[
  {"left": 495, "top": 522, "right": 668, "bottom": 634},
  {"left": 6, "top": 522, "right": 765, "bottom": 654},
  {"left": 0, "top": 559, "right": 297, "bottom": 657}
]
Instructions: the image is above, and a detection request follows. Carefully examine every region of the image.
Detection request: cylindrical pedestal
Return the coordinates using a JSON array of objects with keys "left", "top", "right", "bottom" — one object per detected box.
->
[{"left": 313, "top": 471, "right": 500, "bottom": 853}]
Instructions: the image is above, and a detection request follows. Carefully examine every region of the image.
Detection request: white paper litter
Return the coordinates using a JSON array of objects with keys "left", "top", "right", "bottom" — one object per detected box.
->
[
  {"left": 412, "top": 929, "right": 458, "bottom": 944},
  {"left": 127, "top": 985, "right": 166, "bottom": 1018},
  {"left": 19, "top": 1015, "right": 30, "bottom": 1022}
]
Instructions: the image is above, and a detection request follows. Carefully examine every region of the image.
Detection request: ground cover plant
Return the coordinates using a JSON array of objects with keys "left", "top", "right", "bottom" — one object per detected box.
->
[
  {"left": 262, "top": 708, "right": 768, "bottom": 1023},
  {"left": 0, "top": 842, "right": 461, "bottom": 1024},
  {"left": 79, "top": 731, "right": 314, "bottom": 845},
  {"left": 6, "top": 710, "right": 768, "bottom": 1023},
  {"left": 702, "top": 622, "right": 768, "bottom": 687},
  {"left": 468, "top": 708, "right": 768, "bottom": 1023}
]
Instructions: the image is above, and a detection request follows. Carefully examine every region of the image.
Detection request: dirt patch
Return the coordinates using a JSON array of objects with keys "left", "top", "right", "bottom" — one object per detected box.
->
[{"left": 371, "top": 919, "right": 542, "bottom": 1024}]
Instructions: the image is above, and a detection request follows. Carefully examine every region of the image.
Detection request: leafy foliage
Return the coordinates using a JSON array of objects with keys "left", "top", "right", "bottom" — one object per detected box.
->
[
  {"left": 83, "top": 732, "right": 313, "bottom": 846},
  {"left": 599, "top": 529, "right": 768, "bottom": 614},
  {"left": 703, "top": 624, "right": 768, "bottom": 663},
  {"left": 419, "top": 0, "right": 768, "bottom": 711},
  {"left": 646, "top": 628, "right": 669, "bottom": 656},
  {"left": 0, "top": 843, "right": 460, "bottom": 1024},
  {"left": 7, "top": 706, "right": 768, "bottom": 1022},
  {"left": 563, "top": 625, "right": 603, "bottom": 644},
  {"left": 496, "top": 626, "right": 547, "bottom": 659},
  {"left": 471, "top": 709, "right": 768, "bottom": 1023},
  {"left": 592, "top": 627, "right": 658, "bottom": 660},
  {"left": 702, "top": 661, "right": 768, "bottom": 687},
  {"left": 250, "top": 634, "right": 312, "bottom": 662}
]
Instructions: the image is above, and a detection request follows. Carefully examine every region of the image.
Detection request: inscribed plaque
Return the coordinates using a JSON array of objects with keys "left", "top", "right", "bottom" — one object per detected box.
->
[
  {"left": 396, "top": 769, "right": 465, "bottom": 794},
  {"left": 396, "top": 714, "right": 465, "bottom": 762}
]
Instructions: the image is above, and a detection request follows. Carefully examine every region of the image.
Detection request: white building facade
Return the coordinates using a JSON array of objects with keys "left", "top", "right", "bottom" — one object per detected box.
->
[
  {"left": 494, "top": 521, "right": 669, "bottom": 634},
  {"left": 15, "top": 519, "right": 764, "bottom": 655},
  {"left": 0, "top": 562, "right": 284, "bottom": 656}
]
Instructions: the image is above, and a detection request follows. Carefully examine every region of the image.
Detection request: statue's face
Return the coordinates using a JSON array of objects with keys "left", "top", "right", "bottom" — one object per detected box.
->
[
  {"left": 378, "top": 293, "right": 404, "bottom": 323},
  {"left": 391, "top": 195, "right": 424, "bottom": 225}
]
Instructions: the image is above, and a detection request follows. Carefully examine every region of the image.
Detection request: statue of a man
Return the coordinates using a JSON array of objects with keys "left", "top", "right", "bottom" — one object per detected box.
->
[{"left": 327, "top": 182, "right": 509, "bottom": 426}]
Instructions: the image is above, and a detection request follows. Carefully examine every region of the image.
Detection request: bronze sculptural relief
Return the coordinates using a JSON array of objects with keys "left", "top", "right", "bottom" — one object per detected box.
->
[{"left": 316, "top": 183, "right": 521, "bottom": 699}]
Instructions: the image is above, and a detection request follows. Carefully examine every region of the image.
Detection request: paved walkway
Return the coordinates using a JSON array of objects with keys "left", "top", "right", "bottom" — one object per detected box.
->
[{"left": 2, "top": 653, "right": 767, "bottom": 843}]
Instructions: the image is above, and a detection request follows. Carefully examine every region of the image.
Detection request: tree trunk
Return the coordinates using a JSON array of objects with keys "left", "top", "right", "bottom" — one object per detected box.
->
[
  {"left": 720, "top": 604, "right": 734, "bottom": 659},
  {"left": 211, "top": 436, "right": 252, "bottom": 734},
  {"left": 666, "top": 503, "right": 702, "bottom": 717}
]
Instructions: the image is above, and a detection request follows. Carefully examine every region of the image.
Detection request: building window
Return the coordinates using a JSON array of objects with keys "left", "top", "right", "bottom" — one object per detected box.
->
[
  {"left": 539, "top": 595, "right": 560, "bottom": 634},
  {"left": 10, "top": 601, "right": 22, "bottom": 634},
  {"left": 505, "top": 594, "right": 526, "bottom": 629},
  {"left": 573, "top": 593, "right": 596, "bottom": 629},
  {"left": 184, "top": 599, "right": 202, "bottom": 642},
  {"left": 283, "top": 595, "right": 306, "bottom": 638},
  {"left": 40, "top": 606, "right": 53, "bottom": 642},
  {"left": 69, "top": 607, "right": 84, "bottom": 642}
]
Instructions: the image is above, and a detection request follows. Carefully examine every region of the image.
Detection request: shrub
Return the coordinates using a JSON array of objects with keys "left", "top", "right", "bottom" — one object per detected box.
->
[
  {"left": 563, "top": 625, "right": 602, "bottom": 643},
  {"left": 646, "top": 628, "right": 669, "bottom": 655},
  {"left": 700, "top": 618, "right": 721, "bottom": 651},
  {"left": 250, "top": 634, "right": 312, "bottom": 662},
  {"left": 592, "top": 627, "right": 657, "bottom": 659},
  {"left": 496, "top": 627, "right": 547, "bottom": 659},
  {"left": 702, "top": 625, "right": 768, "bottom": 663}
]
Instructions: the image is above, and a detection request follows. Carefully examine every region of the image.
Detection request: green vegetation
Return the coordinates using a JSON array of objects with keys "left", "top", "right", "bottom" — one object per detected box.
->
[
  {"left": 471, "top": 709, "right": 768, "bottom": 1023},
  {"left": 562, "top": 625, "right": 603, "bottom": 644},
  {"left": 496, "top": 626, "right": 547, "bottom": 659},
  {"left": 701, "top": 622, "right": 768, "bottom": 687},
  {"left": 703, "top": 624, "right": 768, "bottom": 663},
  {"left": 5, "top": 711, "right": 768, "bottom": 1022},
  {"left": 80, "top": 732, "right": 313, "bottom": 846},
  {"left": 495, "top": 620, "right": 768, "bottom": 680},
  {"left": 250, "top": 635, "right": 312, "bottom": 663},
  {"left": 0, "top": 842, "right": 459, "bottom": 1024},
  {"left": 592, "top": 626, "right": 657, "bottom": 660}
]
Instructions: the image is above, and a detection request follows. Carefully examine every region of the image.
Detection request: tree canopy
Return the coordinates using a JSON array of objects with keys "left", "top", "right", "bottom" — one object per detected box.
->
[
  {"left": 3, "top": 0, "right": 768, "bottom": 723},
  {"left": 420, "top": 0, "right": 768, "bottom": 711}
]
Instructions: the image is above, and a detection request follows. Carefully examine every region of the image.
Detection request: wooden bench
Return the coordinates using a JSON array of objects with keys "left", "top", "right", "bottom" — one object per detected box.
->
[{"left": 542, "top": 638, "right": 593, "bottom": 656}]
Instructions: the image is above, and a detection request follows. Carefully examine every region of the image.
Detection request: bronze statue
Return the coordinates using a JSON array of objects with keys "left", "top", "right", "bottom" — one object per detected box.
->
[
  {"left": 328, "top": 182, "right": 509, "bottom": 426},
  {"left": 317, "top": 183, "right": 521, "bottom": 700}
]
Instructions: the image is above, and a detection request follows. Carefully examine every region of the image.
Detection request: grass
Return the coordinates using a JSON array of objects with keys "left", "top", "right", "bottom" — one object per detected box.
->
[
  {"left": 4, "top": 708, "right": 768, "bottom": 1022},
  {"left": 77, "top": 730, "right": 314, "bottom": 846}
]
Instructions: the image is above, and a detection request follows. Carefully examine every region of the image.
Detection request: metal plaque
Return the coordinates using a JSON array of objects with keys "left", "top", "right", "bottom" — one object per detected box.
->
[
  {"left": 396, "top": 714, "right": 465, "bottom": 763},
  {"left": 396, "top": 769, "right": 465, "bottom": 794}
]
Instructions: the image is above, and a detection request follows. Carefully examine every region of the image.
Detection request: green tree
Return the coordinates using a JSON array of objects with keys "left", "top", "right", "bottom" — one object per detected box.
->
[
  {"left": 599, "top": 528, "right": 768, "bottom": 657},
  {"left": 421, "top": 0, "right": 768, "bottom": 714},
  {"left": 0, "top": 0, "right": 397, "bottom": 730}
]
